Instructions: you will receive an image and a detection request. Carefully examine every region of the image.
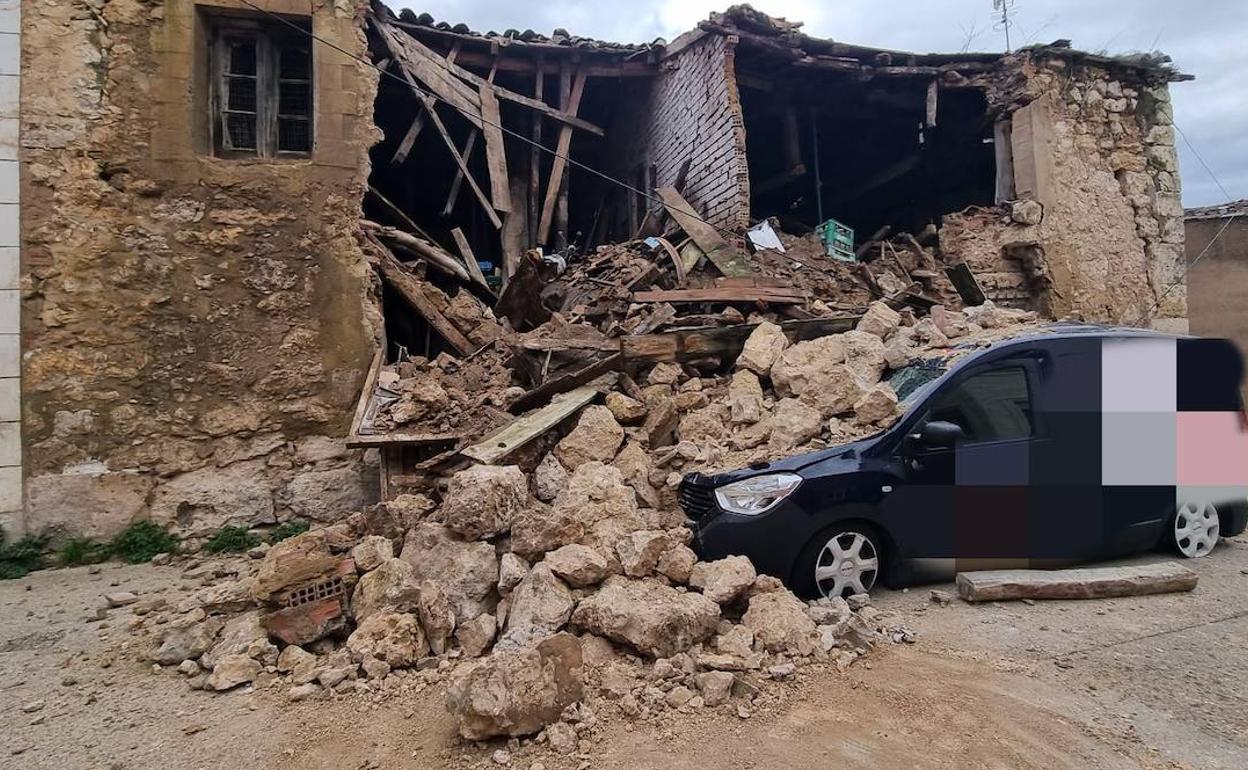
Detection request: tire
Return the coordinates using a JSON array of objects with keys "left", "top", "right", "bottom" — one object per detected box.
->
[
  {"left": 1169, "top": 501, "right": 1221, "bottom": 558},
  {"left": 793, "top": 523, "right": 885, "bottom": 600}
]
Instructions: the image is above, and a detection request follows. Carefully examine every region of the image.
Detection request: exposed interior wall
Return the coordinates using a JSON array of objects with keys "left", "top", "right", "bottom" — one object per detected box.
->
[
  {"left": 17, "top": 0, "right": 382, "bottom": 543},
  {"left": 1187, "top": 217, "right": 1248, "bottom": 371},
  {"left": 944, "top": 54, "right": 1186, "bottom": 326},
  {"left": 624, "top": 33, "right": 749, "bottom": 231}
]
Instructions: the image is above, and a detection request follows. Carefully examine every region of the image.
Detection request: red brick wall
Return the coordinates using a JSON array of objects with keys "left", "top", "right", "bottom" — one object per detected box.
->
[{"left": 628, "top": 34, "right": 749, "bottom": 231}]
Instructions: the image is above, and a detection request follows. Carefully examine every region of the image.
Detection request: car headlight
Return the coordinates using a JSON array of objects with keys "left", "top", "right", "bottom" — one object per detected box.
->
[{"left": 714, "top": 473, "right": 803, "bottom": 515}]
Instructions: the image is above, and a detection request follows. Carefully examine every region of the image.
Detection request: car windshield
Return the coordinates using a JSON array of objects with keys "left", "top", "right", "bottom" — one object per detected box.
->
[{"left": 888, "top": 359, "right": 949, "bottom": 410}]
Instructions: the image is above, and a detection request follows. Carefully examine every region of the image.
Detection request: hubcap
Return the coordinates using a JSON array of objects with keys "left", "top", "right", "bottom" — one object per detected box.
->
[
  {"left": 814, "top": 531, "right": 879, "bottom": 598},
  {"left": 1175, "top": 502, "right": 1220, "bottom": 558}
]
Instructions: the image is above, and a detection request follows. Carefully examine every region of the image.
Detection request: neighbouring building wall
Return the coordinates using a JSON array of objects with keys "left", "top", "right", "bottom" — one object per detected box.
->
[
  {"left": 1187, "top": 215, "right": 1248, "bottom": 368},
  {"left": 0, "top": 0, "right": 20, "bottom": 538},
  {"left": 942, "top": 53, "right": 1186, "bottom": 328},
  {"left": 17, "top": 0, "right": 382, "bottom": 544},
  {"left": 626, "top": 33, "right": 749, "bottom": 231}
]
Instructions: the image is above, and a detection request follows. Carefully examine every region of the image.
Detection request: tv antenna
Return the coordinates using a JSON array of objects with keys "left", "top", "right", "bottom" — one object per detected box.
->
[{"left": 993, "top": 0, "right": 1015, "bottom": 52}]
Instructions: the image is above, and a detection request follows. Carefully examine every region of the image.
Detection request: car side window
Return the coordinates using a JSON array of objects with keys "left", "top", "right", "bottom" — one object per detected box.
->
[{"left": 925, "top": 366, "right": 1032, "bottom": 443}]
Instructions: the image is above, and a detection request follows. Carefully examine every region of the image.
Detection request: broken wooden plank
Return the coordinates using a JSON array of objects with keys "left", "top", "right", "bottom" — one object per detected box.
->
[
  {"left": 653, "top": 237, "right": 687, "bottom": 285},
  {"left": 375, "top": 23, "right": 501, "bottom": 228},
  {"left": 620, "top": 316, "right": 861, "bottom": 364},
  {"left": 375, "top": 21, "right": 482, "bottom": 127},
  {"left": 443, "top": 59, "right": 497, "bottom": 216},
  {"left": 654, "top": 186, "right": 751, "bottom": 277},
  {"left": 391, "top": 106, "right": 427, "bottom": 164},
  {"left": 945, "top": 262, "right": 988, "bottom": 306},
  {"left": 349, "top": 348, "right": 385, "bottom": 439},
  {"left": 363, "top": 220, "right": 469, "bottom": 282},
  {"left": 366, "top": 186, "right": 435, "bottom": 243},
  {"left": 956, "top": 562, "right": 1198, "bottom": 603},
  {"left": 375, "top": 248, "right": 475, "bottom": 356},
  {"left": 449, "top": 227, "right": 492, "bottom": 291},
  {"left": 632, "top": 288, "right": 807, "bottom": 304},
  {"left": 462, "top": 381, "right": 611, "bottom": 464},
  {"left": 386, "top": 24, "right": 605, "bottom": 136},
  {"left": 479, "top": 83, "right": 511, "bottom": 214},
  {"left": 508, "top": 353, "right": 623, "bottom": 414},
  {"left": 346, "top": 432, "right": 465, "bottom": 450},
  {"left": 536, "top": 70, "right": 588, "bottom": 245}
]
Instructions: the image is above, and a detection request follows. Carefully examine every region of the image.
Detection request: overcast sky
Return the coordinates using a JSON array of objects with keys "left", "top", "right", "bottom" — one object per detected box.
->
[{"left": 395, "top": 0, "right": 1245, "bottom": 207}]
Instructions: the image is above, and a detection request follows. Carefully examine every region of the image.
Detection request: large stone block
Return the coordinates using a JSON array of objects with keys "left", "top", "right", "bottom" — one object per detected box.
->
[
  {"left": 150, "top": 459, "right": 276, "bottom": 537},
  {"left": 24, "top": 470, "right": 155, "bottom": 541},
  {"left": 285, "top": 464, "right": 376, "bottom": 523}
]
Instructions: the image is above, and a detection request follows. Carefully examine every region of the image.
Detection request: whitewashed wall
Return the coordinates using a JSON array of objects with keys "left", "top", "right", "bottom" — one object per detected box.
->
[{"left": 0, "top": 0, "right": 20, "bottom": 536}]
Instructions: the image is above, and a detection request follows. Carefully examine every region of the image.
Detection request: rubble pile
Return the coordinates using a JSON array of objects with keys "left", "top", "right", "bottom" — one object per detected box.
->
[{"left": 131, "top": 290, "right": 1037, "bottom": 752}]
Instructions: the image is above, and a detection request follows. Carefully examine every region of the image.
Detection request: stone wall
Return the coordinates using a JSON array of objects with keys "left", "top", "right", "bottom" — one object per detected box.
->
[
  {"left": 942, "top": 52, "right": 1186, "bottom": 328},
  {"left": 625, "top": 33, "right": 750, "bottom": 231},
  {"left": 16, "top": 0, "right": 382, "bottom": 543}
]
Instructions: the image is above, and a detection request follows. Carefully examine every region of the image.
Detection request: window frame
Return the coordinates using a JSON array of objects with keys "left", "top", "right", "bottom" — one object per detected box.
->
[
  {"left": 919, "top": 363, "right": 1036, "bottom": 445},
  {"left": 207, "top": 16, "right": 314, "bottom": 159}
]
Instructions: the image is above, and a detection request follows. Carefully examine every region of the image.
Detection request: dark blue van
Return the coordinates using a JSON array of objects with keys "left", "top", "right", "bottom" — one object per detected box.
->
[{"left": 681, "top": 326, "right": 1248, "bottom": 598}]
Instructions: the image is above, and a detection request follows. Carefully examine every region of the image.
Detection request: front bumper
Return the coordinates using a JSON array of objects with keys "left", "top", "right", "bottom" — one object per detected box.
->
[{"left": 681, "top": 476, "right": 810, "bottom": 582}]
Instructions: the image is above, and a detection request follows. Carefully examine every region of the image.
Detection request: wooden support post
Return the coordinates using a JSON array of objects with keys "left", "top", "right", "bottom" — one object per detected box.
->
[
  {"left": 925, "top": 79, "right": 939, "bottom": 127},
  {"left": 536, "top": 70, "right": 588, "bottom": 246},
  {"left": 555, "top": 62, "right": 573, "bottom": 250},
  {"left": 528, "top": 57, "right": 544, "bottom": 251}
]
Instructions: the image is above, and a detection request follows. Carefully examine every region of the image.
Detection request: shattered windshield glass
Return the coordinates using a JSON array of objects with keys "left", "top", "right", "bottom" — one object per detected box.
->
[{"left": 888, "top": 358, "right": 949, "bottom": 409}]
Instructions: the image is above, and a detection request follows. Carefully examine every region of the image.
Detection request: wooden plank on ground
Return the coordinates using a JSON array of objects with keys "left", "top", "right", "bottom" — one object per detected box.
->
[
  {"left": 478, "top": 83, "right": 511, "bottom": 213},
  {"left": 462, "top": 381, "right": 610, "bottom": 464},
  {"left": 621, "top": 316, "right": 860, "bottom": 364},
  {"left": 449, "top": 227, "right": 492, "bottom": 291},
  {"left": 956, "top": 562, "right": 1198, "bottom": 603},
  {"left": 945, "top": 262, "right": 987, "bottom": 306},
  {"left": 536, "top": 70, "right": 588, "bottom": 245},
  {"left": 632, "top": 288, "right": 807, "bottom": 304},
  {"left": 508, "top": 353, "right": 623, "bottom": 414},
  {"left": 654, "top": 186, "right": 751, "bottom": 277},
  {"left": 375, "top": 249, "right": 475, "bottom": 356}
]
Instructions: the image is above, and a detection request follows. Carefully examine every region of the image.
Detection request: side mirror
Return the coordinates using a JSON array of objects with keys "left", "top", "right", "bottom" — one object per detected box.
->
[{"left": 915, "top": 420, "right": 964, "bottom": 448}]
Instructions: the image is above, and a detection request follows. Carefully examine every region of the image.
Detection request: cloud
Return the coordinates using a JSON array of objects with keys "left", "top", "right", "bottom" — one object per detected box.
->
[{"left": 394, "top": 0, "right": 1246, "bottom": 206}]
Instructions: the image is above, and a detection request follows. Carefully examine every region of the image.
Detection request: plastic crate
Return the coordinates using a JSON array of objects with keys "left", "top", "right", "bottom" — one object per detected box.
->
[{"left": 817, "top": 218, "right": 855, "bottom": 262}]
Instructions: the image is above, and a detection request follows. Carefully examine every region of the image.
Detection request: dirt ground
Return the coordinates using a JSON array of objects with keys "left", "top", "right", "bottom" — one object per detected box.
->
[{"left": 3, "top": 537, "right": 1246, "bottom": 770}]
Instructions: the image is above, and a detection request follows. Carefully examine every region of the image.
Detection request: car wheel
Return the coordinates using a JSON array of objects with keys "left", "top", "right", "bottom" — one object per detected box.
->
[
  {"left": 1171, "top": 501, "right": 1221, "bottom": 558},
  {"left": 797, "top": 525, "right": 882, "bottom": 599}
]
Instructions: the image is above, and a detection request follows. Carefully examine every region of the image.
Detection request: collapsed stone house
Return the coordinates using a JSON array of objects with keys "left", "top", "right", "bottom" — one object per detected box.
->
[{"left": 4, "top": 1, "right": 1190, "bottom": 544}]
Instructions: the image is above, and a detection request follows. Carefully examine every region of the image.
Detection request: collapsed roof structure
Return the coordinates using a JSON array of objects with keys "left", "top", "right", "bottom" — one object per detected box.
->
[{"left": 11, "top": 0, "right": 1191, "bottom": 550}]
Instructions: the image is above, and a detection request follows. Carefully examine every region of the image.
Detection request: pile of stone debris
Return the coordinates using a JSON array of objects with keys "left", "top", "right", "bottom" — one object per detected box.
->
[{"left": 130, "top": 297, "right": 1036, "bottom": 752}]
